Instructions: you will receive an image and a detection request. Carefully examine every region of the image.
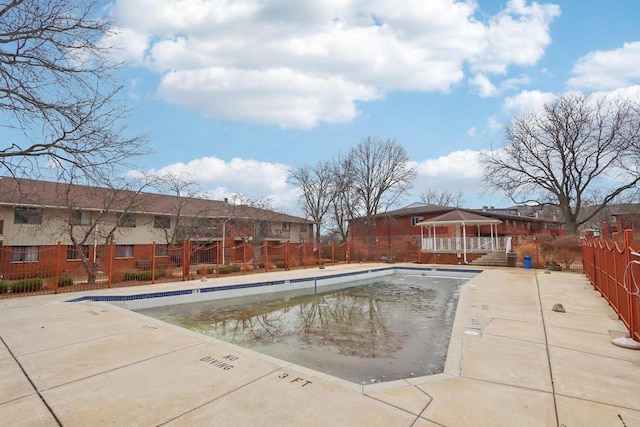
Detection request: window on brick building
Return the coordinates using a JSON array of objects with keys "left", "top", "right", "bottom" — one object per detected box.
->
[
  {"left": 10, "top": 246, "right": 39, "bottom": 262},
  {"left": 155, "top": 244, "right": 168, "bottom": 257},
  {"left": 67, "top": 245, "right": 90, "bottom": 260},
  {"left": 115, "top": 245, "right": 134, "bottom": 258}
]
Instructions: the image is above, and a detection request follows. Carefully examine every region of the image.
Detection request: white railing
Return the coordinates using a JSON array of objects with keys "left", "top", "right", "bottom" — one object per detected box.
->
[{"left": 421, "top": 236, "right": 509, "bottom": 252}]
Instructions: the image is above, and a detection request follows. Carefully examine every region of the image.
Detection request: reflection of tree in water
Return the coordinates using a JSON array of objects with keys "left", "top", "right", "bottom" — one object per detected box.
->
[
  {"left": 296, "top": 291, "right": 398, "bottom": 358},
  {"left": 176, "top": 303, "right": 294, "bottom": 345},
  {"left": 296, "top": 283, "right": 438, "bottom": 358},
  {"left": 169, "top": 279, "right": 442, "bottom": 358}
]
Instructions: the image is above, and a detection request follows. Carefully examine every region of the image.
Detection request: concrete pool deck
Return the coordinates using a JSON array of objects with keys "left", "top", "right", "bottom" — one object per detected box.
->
[{"left": 1, "top": 264, "right": 639, "bottom": 426}]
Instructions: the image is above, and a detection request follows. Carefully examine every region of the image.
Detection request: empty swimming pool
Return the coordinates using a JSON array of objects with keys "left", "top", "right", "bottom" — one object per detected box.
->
[{"left": 136, "top": 272, "right": 470, "bottom": 384}]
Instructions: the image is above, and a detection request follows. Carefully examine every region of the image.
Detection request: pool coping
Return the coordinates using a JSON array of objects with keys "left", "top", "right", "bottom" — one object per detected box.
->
[{"left": 66, "top": 265, "right": 481, "bottom": 305}]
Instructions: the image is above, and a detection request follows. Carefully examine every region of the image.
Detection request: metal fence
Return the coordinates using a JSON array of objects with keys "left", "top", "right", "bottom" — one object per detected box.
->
[
  {"left": 2, "top": 240, "right": 416, "bottom": 298},
  {"left": 582, "top": 229, "right": 640, "bottom": 344}
]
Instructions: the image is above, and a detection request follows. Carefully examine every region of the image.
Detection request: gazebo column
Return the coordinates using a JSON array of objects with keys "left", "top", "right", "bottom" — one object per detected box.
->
[
  {"left": 491, "top": 224, "right": 495, "bottom": 251},
  {"left": 433, "top": 226, "right": 437, "bottom": 251},
  {"left": 462, "top": 222, "right": 468, "bottom": 263}
]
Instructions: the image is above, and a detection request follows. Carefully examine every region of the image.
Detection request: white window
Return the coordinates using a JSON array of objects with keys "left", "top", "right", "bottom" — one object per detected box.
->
[
  {"left": 155, "top": 244, "right": 168, "bottom": 257},
  {"left": 117, "top": 213, "right": 136, "bottom": 227},
  {"left": 71, "top": 210, "right": 92, "bottom": 225},
  {"left": 11, "top": 246, "right": 39, "bottom": 262},
  {"left": 411, "top": 216, "right": 424, "bottom": 226},
  {"left": 14, "top": 207, "right": 42, "bottom": 224},
  {"left": 67, "top": 245, "right": 89, "bottom": 260},
  {"left": 115, "top": 245, "right": 134, "bottom": 258},
  {"left": 154, "top": 215, "right": 171, "bottom": 229}
]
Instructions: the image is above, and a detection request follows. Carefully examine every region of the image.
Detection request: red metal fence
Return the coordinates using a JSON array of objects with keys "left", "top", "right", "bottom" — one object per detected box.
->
[
  {"left": 0, "top": 240, "right": 423, "bottom": 298},
  {"left": 582, "top": 229, "right": 640, "bottom": 343}
]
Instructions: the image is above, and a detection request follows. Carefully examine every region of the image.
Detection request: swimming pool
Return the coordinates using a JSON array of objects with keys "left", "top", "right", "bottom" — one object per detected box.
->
[{"left": 135, "top": 271, "right": 472, "bottom": 384}]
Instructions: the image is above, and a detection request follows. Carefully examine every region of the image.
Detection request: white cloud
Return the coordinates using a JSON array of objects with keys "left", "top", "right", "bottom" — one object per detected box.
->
[
  {"left": 113, "top": 0, "right": 560, "bottom": 128},
  {"left": 467, "top": 127, "right": 477, "bottom": 137},
  {"left": 499, "top": 74, "right": 531, "bottom": 92},
  {"left": 591, "top": 85, "right": 640, "bottom": 102},
  {"left": 410, "top": 149, "right": 504, "bottom": 207},
  {"left": 141, "top": 149, "right": 515, "bottom": 213},
  {"left": 469, "top": 0, "right": 560, "bottom": 74},
  {"left": 469, "top": 73, "right": 498, "bottom": 97},
  {"left": 469, "top": 73, "right": 532, "bottom": 97},
  {"left": 145, "top": 156, "right": 298, "bottom": 211},
  {"left": 502, "top": 89, "right": 555, "bottom": 114},
  {"left": 568, "top": 41, "right": 640, "bottom": 90},
  {"left": 415, "top": 149, "right": 483, "bottom": 179},
  {"left": 101, "top": 27, "right": 149, "bottom": 63},
  {"left": 487, "top": 116, "right": 503, "bottom": 132},
  {"left": 156, "top": 67, "right": 380, "bottom": 128}
]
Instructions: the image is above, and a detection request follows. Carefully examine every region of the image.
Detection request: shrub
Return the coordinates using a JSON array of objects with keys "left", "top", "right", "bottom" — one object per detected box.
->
[
  {"left": 218, "top": 264, "right": 241, "bottom": 274},
  {"left": 122, "top": 269, "right": 166, "bottom": 281},
  {"left": 58, "top": 276, "right": 74, "bottom": 287},
  {"left": 0, "top": 278, "right": 44, "bottom": 294},
  {"left": 274, "top": 260, "right": 287, "bottom": 269},
  {"left": 543, "top": 235, "right": 582, "bottom": 270},
  {"left": 514, "top": 240, "right": 542, "bottom": 268}
]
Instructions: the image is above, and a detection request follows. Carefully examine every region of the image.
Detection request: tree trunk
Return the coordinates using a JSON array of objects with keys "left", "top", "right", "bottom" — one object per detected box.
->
[{"left": 565, "top": 221, "right": 579, "bottom": 236}]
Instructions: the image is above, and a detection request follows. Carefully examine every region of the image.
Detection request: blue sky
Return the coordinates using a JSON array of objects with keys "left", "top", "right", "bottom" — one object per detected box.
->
[{"left": 101, "top": 0, "right": 640, "bottom": 215}]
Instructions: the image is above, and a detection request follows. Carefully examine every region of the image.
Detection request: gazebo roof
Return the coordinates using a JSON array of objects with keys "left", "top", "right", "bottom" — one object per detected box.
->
[{"left": 415, "top": 209, "right": 502, "bottom": 227}]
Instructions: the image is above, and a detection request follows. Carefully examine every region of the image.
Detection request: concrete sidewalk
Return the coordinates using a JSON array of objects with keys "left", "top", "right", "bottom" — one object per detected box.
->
[{"left": 1, "top": 265, "right": 639, "bottom": 426}]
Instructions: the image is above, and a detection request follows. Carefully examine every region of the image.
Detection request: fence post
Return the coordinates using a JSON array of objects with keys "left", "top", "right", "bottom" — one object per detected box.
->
[
  {"left": 303, "top": 243, "right": 307, "bottom": 268},
  {"left": 243, "top": 242, "right": 247, "bottom": 274},
  {"left": 54, "top": 241, "right": 61, "bottom": 294},
  {"left": 182, "top": 241, "right": 191, "bottom": 281},
  {"left": 151, "top": 242, "right": 156, "bottom": 284},
  {"left": 331, "top": 242, "right": 335, "bottom": 265},
  {"left": 285, "top": 242, "right": 290, "bottom": 271},
  {"left": 624, "top": 230, "right": 637, "bottom": 343},
  {"left": 346, "top": 242, "right": 351, "bottom": 264},
  {"left": 108, "top": 243, "right": 114, "bottom": 288}
]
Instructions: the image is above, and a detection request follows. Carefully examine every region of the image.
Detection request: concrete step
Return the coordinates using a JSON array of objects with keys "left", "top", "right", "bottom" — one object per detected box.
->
[{"left": 471, "top": 251, "right": 508, "bottom": 266}]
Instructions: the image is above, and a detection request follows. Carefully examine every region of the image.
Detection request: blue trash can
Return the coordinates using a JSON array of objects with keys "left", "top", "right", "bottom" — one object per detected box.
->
[{"left": 524, "top": 255, "right": 532, "bottom": 269}]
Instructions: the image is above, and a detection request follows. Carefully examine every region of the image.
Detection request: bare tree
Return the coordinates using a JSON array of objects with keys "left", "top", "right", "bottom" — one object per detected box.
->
[
  {"left": 0, "top": 0, "right": 147, "bottom": 182},
  {"left": 481, "top": 93, "right": 640, "bottom": 234},
  {"left": 150, "top": 172, "right": 205, "bottom": 245},
  {"left": 327, "top": 153, "right": 360, "bottom": 242},
  {"left": 288, "top": 161, "right": 336, "bottom": 246},
  {"left": 53, "top": 174, "right": 157, "bottom": 283},
  {"left": 347, "top": 137, "right": 417, "bottom": 241},
  {"left": 419, "top": 188, "right": 464, "bottom": 207}
]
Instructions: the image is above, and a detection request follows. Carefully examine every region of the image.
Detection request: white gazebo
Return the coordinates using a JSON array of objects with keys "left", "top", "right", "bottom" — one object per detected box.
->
[{"left": 415, "top": 210, "right": 505, "bottom": 263}]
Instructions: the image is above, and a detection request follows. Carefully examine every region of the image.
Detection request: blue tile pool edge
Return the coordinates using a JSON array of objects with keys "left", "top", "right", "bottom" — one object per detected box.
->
[{"left": 66, "top": 266, "right": 482, "bottom": 303}]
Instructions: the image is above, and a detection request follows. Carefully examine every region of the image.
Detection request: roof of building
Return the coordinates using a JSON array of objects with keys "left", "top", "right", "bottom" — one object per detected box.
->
[
  {"left": 352, "top": 202, "right": 564, "bottom": 225},
  {"left": 415, "top": 209, "right": 502, "bottom": 227},
  {"left": 0, "top": 177, "right": 312, "bottom": 224}
]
